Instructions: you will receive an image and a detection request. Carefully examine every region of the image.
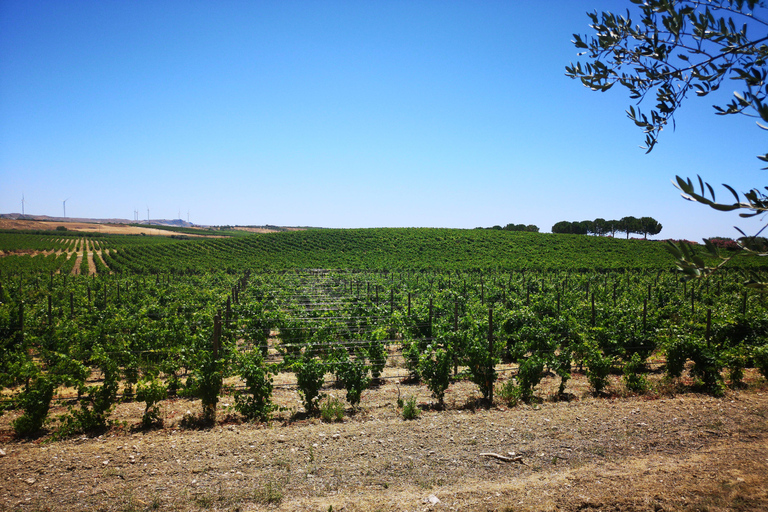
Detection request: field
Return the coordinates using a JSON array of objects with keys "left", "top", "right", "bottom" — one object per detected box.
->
[{"left": 1, "top": 223, "right": 768, "bottom": 511}]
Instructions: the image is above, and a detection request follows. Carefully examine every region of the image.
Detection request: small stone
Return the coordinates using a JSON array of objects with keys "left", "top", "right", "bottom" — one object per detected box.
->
[
  {"left": 332, "top": 434, "right": 340, "bottom": 439},
  {"left": 427, "top": 494, "right": 440, "bottom": 505},
  {"left": 0, "top": 448, "right": 6, "bottom": 457},
  {"left": 25, "top": 478, "right": 36, "bottom": 485}
]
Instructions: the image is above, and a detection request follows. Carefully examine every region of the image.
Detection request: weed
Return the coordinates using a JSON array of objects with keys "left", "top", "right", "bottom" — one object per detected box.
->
[
  {"left": 497, "top": 378, "right": 522, "bottom": 407},
  {"left": 402, "top": 395, "right": 420, "bottom": 420},
  {"left": 320, "top": 395, "right": 345, "bottom": 422},
  {"left": 253, "top": 480, "right": 283, "bottom": 505}
]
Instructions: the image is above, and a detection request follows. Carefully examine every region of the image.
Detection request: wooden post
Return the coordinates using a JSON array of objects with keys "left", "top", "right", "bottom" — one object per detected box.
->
[
  {"left": 226, "top": 296, "right": 232, "bottom": 329},
  {"left": 408, "top": 292, "right": 411, "bottom": 317},
  {"left": 428, "top": 298, "right": 433, "bottom": 339},
  {"left": 488, "top": 307, "right": 494, "bottom": 405},
  {"left": 643, "top": 298, "right": 647, "bottom": 331},
  {"left": 691, "top": 284, "right": 695, "bottom": 316},
  {"left": 213, "top": 312, "right": 222, "bottom": 359},
  {"left": 481, "top": 280, "right": 484, "bottom": 305},
  {"left": 453, "top": 300, "right": 459, "bottom": 376},
  {"left": 19, "top": 301, "right": 24, "bottom": 345}
]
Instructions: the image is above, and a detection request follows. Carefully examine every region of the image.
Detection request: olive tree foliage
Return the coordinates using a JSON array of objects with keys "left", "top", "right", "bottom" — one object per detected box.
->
[{"left": 566, "top": 0, "right": 768, "bottom": 287}]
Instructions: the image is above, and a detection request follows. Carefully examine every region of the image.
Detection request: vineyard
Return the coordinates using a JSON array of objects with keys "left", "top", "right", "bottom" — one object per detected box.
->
[{"left": 1, "top": 227, "right": 768, "bottom": 511}]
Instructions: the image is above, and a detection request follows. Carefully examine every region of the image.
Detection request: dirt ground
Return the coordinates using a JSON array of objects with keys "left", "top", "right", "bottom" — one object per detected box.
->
[{"left": 1, "top": 368, "right": 767, "bottom": 512}]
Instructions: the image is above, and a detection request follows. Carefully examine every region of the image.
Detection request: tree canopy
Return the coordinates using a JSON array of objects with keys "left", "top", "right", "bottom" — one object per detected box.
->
[
  {"left": 552, "top": 216, "right": 662, "bottom": 239},
  {"left": 567, "top": 0, "right": 768, "bottom": 285}
]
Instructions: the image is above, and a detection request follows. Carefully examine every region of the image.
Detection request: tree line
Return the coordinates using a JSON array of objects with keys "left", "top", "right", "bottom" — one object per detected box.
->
[
  {"left": 479, "top": 224, "right": 540, "bottom": 232},
  {"left": 551, "top": 216, "right": 662, "bottom": 239}
]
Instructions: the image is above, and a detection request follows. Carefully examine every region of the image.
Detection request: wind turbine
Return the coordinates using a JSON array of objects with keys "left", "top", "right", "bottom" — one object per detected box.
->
[
  {"left": 63, "top": 198, "right": 70, "bottom": 218},
  {"left": 21, "top": 194, "right": 25, "bottom": 215}
]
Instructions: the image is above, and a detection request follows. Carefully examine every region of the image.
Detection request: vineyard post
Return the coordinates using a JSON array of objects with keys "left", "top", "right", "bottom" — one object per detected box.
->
[
  {"left": 408, "top": 293, "right": 411, "bottom": 317},
  {"left": 226, "top": 296, "right": 231, "bottom": 329},
  {"left": 48, "top": 294, "right": 52, "bottom": 325},
  {"left": 429, "top": 298, "right": 433, "bottom": 339},
  {"left": 481, "top": 280, "right": 484, "bottom": 305},
  {"left": 647, "top": 283, "right": 651, "bottom": 303},
  {"left": 488, "top": 306, "right": 494, "bottom": 405},
  {"left": 213, "top": 311, "right": 222, "bottom": 359},
  {"left": 50, "top": 271, "right": 53, "bottom": 290},
  {"left": 643, "top": 298, "right": 647, "bottom": 331},
  {"left": 526, "top": 284, "right": 530, "bottom": 306},
  {"left": 87, "top": 286, "right": 91, "bottom": 309},
  {"left": 19, "top": 300, "right": 24, "bottom": 345},
  {"left": 706, "top": 309, "right": 712, "bottom": 342},
  {"left": 390, "top": 288, "right": 394, "bottom": 316},
  {"left": 591, "top": 293, "right": 595, "bottom": 327},
  {"left": 691, "top": 284, "right": 695, "bottom": 316}
]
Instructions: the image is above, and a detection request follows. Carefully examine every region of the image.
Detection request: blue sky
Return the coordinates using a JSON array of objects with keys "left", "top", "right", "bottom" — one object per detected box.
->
[{"left": 0, "top": 1, "right": 764, "bottom": 241}]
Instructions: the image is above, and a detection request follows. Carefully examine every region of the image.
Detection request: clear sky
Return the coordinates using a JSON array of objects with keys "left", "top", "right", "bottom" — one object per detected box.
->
[{"left": 1, "top": 0, "right": 764, "bottom": 241}]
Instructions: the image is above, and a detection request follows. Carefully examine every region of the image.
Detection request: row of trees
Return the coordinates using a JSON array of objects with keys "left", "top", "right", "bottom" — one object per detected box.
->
[
  {"left": 481, "top": 224, "right": 540, "bottom": 232},
  {"left": 551, "top": 216, "right": 662, "bottom": 239}
]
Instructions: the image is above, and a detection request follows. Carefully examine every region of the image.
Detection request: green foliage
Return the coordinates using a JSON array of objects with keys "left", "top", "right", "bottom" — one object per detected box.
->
[
  {"left": 335, "top": 355, "right": 370, "bottom": 407},
  {"left": 59, "top": 349, "right": 120, "bottom": 436},
  {"left": 293, "top": 352, "right": 325, "bottom": 414},
  {"left": 664, "top": 332, "right": 724, "bottom": 395},
  {"left": 465, "top": 338, "right": 497, "bottom": 404},
  {"left": 12, "top": 376, "right": 54, "bottom": 436},
  {"left": 401, "top": 395, "right": 420, "bottom": 420},
  {"left": 585, "top": 347, "right": 612, "bottom": 395},
  {"left": 497, "top": 378, "right": 522, "bottom": 407},
  {"left": 622, "top": 352, "right": 648, "bottom": 393},
  {"left": 516, "top": 354, "right": 545, "bottom": 402},
  {"left": 234, "top": 350, "right": 276, "bottom": 422},
  {"left": 419, "top": 345, "right": 452, "bottom": 407},
  {"left": 567, "top": 1, "right": 768, "bottom": 281},
  {"left": 192, "top": 350, "right": 224, "bottom": 425},
  {"left": 320, "top": 395, "right": 345, "bottom": 422},
  {"left": 754, "top": 344, "right": 768, "bottom": 380},
  {"left": 136, "top": 378, "right": 167, "bottom": 428}
]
